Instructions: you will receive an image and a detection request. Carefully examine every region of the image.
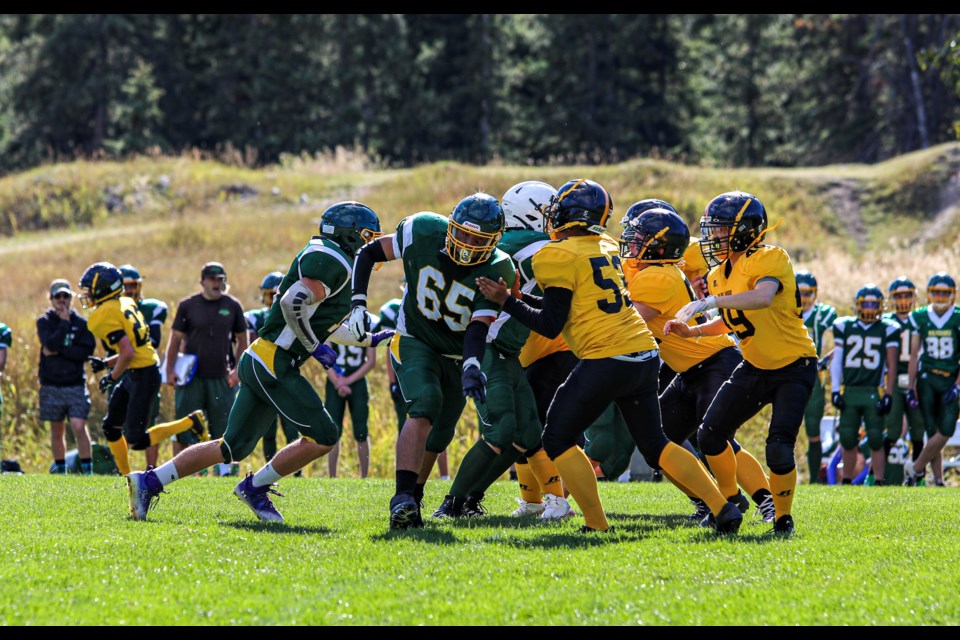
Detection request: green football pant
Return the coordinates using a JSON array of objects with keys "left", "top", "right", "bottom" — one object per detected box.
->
[
  {"left": 918, "top": 372, "right": 959, "bottom": 438},
  {"left": 475, "top": 345, "right": 542, "bottom": 452},
  {"left": 391, "top": 334, "right": 465, "bottom": 454},
  {"left": 803, "top": 374, "right": 826, "bottom": 439},
  {"left": 884, "top": 385, "right": 925, "bottom": 442},
  {"left": 324, "top": 378, "right": 370, "bottom": 442},
  {"left": 838, "top": 386, "right": 885, "bottom": 451},
  {"left": 219, "top": 350, "right": 339, "bottom": 463},
  {"left": 261, "top": 417, "right": 299, "bottom": 461}
]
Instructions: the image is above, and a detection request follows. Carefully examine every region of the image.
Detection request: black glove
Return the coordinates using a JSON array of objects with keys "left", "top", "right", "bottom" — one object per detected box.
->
[
  {"left": 88, "top": 356, "right": 109, "bottom": 373},
  {"left": 98, "top": 373, "right": 117, "bottom": 394},
  {"left": 876, "top": 394, "right": 892, "bottom": 416},
  {"left": 390, "top": 382, "right": 403, "bottom": 403},
  {"left": 462, "top": 365, "right": 487, "bottom": 404},
  {"left": 831, "top": 392, "right": 845, "bottom": 410}
]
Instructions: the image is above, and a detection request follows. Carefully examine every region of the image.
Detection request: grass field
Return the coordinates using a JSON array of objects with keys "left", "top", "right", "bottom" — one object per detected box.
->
[{"left": 2, "top": 475, "right": 959, "bottom": 625}]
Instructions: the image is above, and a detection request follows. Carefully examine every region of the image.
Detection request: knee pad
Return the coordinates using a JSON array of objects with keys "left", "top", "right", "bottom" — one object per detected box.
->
[
  {"left": 838, "top": 427, "right": 859, "bottom": 451},
  {"left": 542, "top": 430, "right": 575, "bottom": 460},
  {"left": 865, "top": 430, "right": 884, "bottom": 453},
  {"left": 128, "top": 434, "right": 152, "bottom": 451},
  {"left": 102, "top": 423, "right": 124, "bottom": 443},
  {"left": 697, "top": 425, "right": 728, "bottom": 457},
  {"left": 765, "top": 439, "right": 796, "bottom": 475}
]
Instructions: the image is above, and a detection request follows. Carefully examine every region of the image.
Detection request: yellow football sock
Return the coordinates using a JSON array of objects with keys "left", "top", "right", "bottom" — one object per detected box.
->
[
  {"left": 528, "top": 449, "right": 563, "bottom": 498},
  {"left": 515, "top": 462, "right": 542, "bottom": 503},
  {"left": 704, "top": 442, "right": 739, "bottom": 499},
  {"left": 661, "top": 468, "right": 697, "bottom": 499},
  {"left": 554, "top": 446, "right": 608, "bottom": 530},
  {"left": 735, "top": 447, "right": 770, "bottom": 496},
  {"left": 148, "top": 416, "right": 195, "bottom": 445},
  {"left": 658, "top": 442, "right": 726, "bottom": 515},
  {"left": 108, "top": 436, "right": 131, "bottom": 476},
  {"left": 769, "top": 467, "right": 797, "bottom": 518}
]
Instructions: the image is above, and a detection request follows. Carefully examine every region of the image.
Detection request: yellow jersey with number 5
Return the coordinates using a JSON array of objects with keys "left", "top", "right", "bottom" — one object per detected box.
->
[
  {"left": 532, "top": 234, "right": 656, "bottom": 359},
  {"left": 706, "top": 245, "right": 815, "bottom": 369},
  {"left": 89, "top": 297, "right": 159, "bottom": 369}
]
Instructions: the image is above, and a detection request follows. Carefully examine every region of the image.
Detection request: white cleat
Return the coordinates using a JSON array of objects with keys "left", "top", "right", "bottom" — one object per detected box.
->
[
  {"left": 540, "top": 494, "right": 574, "bottom": 520},
  {"left": 510, "top": 498, "right": 546, "bottom": 517}
]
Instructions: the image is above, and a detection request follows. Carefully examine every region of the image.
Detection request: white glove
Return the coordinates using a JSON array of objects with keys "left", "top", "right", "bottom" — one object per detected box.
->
[
  {"left": 347, "top": 305, "right": 371, "bottom": 341},
  {"left": 675, "top": 295, "right": 717, "bottom": 324}
]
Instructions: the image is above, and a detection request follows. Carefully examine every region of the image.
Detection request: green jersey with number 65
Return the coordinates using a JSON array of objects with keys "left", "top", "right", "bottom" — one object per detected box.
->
[
  {"left": 392, "top": 212, "right": 515, "bottom": 356},
  {"left": 909, "top": 305, "right": 960, "bottom": 376},
  {"left": 832, "top": 316, "right": 900, "bottom": 387},
  {"left": 487, "top": 228, "right": 551, "bottom": 357}
]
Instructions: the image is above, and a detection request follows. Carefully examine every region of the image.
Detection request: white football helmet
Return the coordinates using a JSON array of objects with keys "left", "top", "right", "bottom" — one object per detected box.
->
[{"left": 501, "top": 181, "right": 557, "bottom": 232}]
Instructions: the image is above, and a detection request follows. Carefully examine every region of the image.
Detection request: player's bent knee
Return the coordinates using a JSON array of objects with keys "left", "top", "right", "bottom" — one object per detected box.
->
[
  {"left": 697, "top": 425, "right": 728, "bottom": 456},
  {"left": 102, "top": 424, "right": 123, "bottom": 443},
  {"left": 766, "top": 441, "right": 796, "bottom": 475}
]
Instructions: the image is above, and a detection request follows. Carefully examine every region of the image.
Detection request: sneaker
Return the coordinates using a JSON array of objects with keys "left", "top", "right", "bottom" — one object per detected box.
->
[
  {"left": 127, "top": 467, "right": 165, "bottom": 520},
  {"left": 935, "top": 479, "right": 946, "bottom": 487},
  {"left": 772, "top": 514, "right": 795, "bottom": 535},
  {"left": 756, "top": 494, "right": 776, "bottom": 524},
  {"left": 188, "top": 410, "right": 210, "bottom": 442},
  {"left": 389, "top": 494, "right": 423, "bottom": 530},
  {"left": 704, "top": 502, "right": 742, "bottom": 535},
  {"left": 510, "top": 498, "right": 545, "bottom": 517},
  {"left": 81, "top": 462, "right": 93, "bottom": 476},
  {"left": 540, "top": 494, "right": 574, "bottom": 520},
  {"left": 50, "top": 462, "right": 66, "bottom": 475},
  {"left": 902, "top": 461, "right": 921, "bottom": 486},
  {"left": 432, "top": 494, "right": 464, "bottom": 518},
  {"left": 579, "top": 524, "right": 616, "bottom": 533},
  {"left": 687, "top": 498, "right": 711, "bottom": 523},
  {"left": 233, "top": 473, "right": 284, "bottom": 522},
  {"left": 463, "top": 495, "right": 487, "bottom": 517},
  {"left": 729, "top": 491, "right": 750, "bottom": 513}
]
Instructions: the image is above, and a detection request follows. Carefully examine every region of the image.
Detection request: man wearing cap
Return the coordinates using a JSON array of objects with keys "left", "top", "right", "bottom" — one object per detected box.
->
[
  {"left": 165, "top": 262, "right": 248, "bottom": 468},
  {"left": 36, "top": 279, "right": 97, "bottom": 474}
]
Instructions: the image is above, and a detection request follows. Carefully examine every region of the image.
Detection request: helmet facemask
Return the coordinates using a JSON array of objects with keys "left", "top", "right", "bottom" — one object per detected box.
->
[
  {"left": 798, "top": 285, "right": 817, "bottom": 313},
  {"left": 446, "top": 220, "right": 501, "bottom": 266},
  {"left": 123, "top": 278, "right": 143, "bottom": 302},
  {"left": 890, "top": 289, "right": 916, "bottom": 314},
  {"left": 619, "top": 225, "right": 681, "bottom": 264},
  {"left": 928, "top": 286, "right": 956, "bottom": 313},
  {"left": 855, "top": 295, "right": 883, "bottom": 322},
  {"left": 261, "top": 288, "right": 278, "bottom": 307}
]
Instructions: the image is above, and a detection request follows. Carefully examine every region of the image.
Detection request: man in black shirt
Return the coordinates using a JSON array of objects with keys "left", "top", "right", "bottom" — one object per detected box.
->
[
  {"left": 165, "top": 262, "right": 248, "bottom": 472},
  {"left": 37, "top": 279, "right": 97, "bottom": 474}
]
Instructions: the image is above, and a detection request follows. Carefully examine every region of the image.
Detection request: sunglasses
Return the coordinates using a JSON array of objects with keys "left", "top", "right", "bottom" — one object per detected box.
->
[{"left": 53, "top": 293, "right": 72, "bottom": 300}]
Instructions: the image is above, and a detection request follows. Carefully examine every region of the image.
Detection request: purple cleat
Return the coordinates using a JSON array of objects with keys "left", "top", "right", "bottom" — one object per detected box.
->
[
  {"left": 127, "top": 467, "right": 165, "bottom": 520},
  {"left": 234, "top": 473, "right": 284, "bottom": 522}
]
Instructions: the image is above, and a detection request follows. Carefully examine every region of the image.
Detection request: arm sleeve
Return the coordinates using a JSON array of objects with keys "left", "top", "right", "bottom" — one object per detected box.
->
[
  {"left": 519, "top": 292, "right": 543, "bottom": 309},
  {"left": 830, "top": 344, "right": 844, "bottom": 393},
  {"left": 279, "top": 280, "right": 321, "bottom": 352},
  {"left": 502, "top": 287, "right": 572, "bottom": 339},
  {"left": 148, "top": 324, "right": 162, "bottom": 349},
  {"left": 462, "top": 320, "right": 489, "bottom": 365},
  {"left": 351, "top": 240, "right": 388, "bottom": 305}
]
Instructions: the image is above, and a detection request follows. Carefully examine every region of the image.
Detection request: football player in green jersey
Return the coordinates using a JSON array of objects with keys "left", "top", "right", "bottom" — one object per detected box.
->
[
  {"left": 829, "top": 284, "right": 899, "bottom": 484},
  {"left": 903, "top": 272, "right": 960, "bottom": 487},
  {"left": 126, "top": 202, "right": 393, "bottom": 522},
  {"left": 348, "top": 192, "right": 516, "bottom": 530},
  {"left": 795, "top": 270, "right": 837, "bottom": 483},
  {"left": 432, "top": 181, "right": 561, "bottom": 519},
  {"left": 882, "top": 276, "right": 925, "bottom": 481},
  {"left": 377, "top": 283, "right": 406, "bottom": 431},
  {"left": 245, "top": 271, "right": 300, "bottom": 466}
]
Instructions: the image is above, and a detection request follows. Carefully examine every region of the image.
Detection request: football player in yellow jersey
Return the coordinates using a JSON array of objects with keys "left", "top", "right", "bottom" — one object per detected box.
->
[
  {"left": 478, "top": 179, "right": 742, "bottom": 534},
  {"left": 620, "top": 202, "right": 776, "bottom": 526},
  {"left": 666, "top": 191, "right": 818, "bottom": 536},
  {"left": 79, "top": 262, "right": 207, "bottom": 477}
]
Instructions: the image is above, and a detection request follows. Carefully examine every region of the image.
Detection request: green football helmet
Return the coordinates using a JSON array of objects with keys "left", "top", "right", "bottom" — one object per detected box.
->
[
  {"left": 118, "top": 264, "right": 143, "bottom": 302},
  {"left": 446, "top": 192, "right": 505, "bottom": 266},
  {"left": 926, "top": 272, "right": 956, "bottom": 313},
  {"left": 319, "top": 201, "right": 383, "bottom": 256},
  {"left": 259, "top": 271, "right": 284, "bottom": 307},
  {"left": 795, "top": 270, "right": 818, "bottom": 312},
  {"left": 887, "top": 276, "right": 917, "bottom": 314},
  {"left": 854, "top": 283, "right": 884, "bottom": 322}
]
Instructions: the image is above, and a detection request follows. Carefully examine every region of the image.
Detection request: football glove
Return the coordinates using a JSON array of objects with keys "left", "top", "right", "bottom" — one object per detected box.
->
[
  {"left": 831, "top": 392, "right": 845, "bottom": 410},
  {"left": 98, "top": 373, "right": 118, "bottom": 394},
  {"left": 675, "top": 295, "right": 717, "bottom": 324},
  {"left": 905, "top": 389, "right": 920, "bottom": 410},
  {"left": 944, "top": 383, "right": 960, "bottom": 405},
  {"left": 370, "top": 329, "right": 395, "bottom": 348},
  {"left": 347, "top": 304, "right": 370, "bottom": 342},
  {"left": 462, "top": 365, "right": 487, "bottom": 404},
  {"left": 311, "top": 343, "right": 338, "bottom": 370},
  {"left": 876, "top": 394, "right": 892, "bottom": 416},
  {"left": 390, "top": 382, "right": 404, "bottom": 403},
  {"left": 88, "top": 356, "right": 109, "bottom": 373}
]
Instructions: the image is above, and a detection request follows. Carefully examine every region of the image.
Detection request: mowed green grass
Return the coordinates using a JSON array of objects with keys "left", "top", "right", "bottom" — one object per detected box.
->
[{"left": 2, "top": 475, "right": 958, "bottom": 625}]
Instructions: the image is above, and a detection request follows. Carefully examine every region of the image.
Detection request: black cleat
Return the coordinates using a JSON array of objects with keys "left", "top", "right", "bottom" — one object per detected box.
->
[
  {"left": 579, "top": 525, "right": 616, "bottom": 533},
  {"left": 729, "top": 491, "right": 750, "bottom": 514},
  {"left": 713, "top": 502, "right": 743, "bottom": 535},
  {"left": 432, "top": 494, "right": 464, "bottom": 519},
  {"left": 772, "top": 514, "right": 795, "bottom": 536},
  {"left": 687, "top": 498, "right": 711, "bottom": 523},
  {"left": 389, "top": 494, "right": 424, "bottom": 530},
  {"left": 462, "top": 495, "right": 487, "bottom": 517}
]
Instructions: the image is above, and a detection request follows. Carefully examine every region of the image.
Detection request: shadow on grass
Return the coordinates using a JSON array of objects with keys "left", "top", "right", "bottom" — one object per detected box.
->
[
  {"left": 222, "top": 520, "right": 332, "bottom": 535},
  {"left": 371, "top": 527, "right": 460, "bottom": 545}
]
